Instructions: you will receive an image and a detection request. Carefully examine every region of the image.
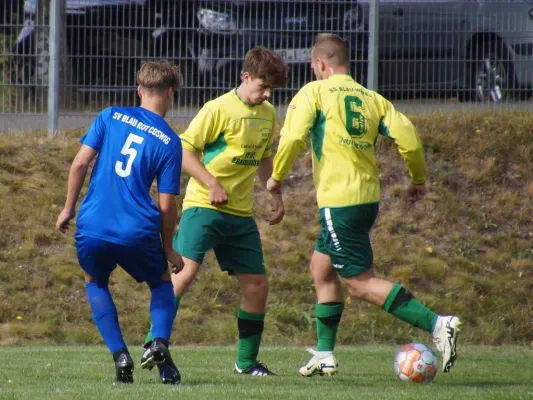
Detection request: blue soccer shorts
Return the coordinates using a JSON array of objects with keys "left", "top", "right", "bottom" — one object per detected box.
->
[{"left": 75, "top": 235, "right": 168, "bottom": 286}]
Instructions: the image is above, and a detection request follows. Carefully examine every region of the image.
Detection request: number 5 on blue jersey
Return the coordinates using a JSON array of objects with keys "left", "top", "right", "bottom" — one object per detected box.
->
[{"left": 116, "top": 133, "right": 144, "bottom": 178}]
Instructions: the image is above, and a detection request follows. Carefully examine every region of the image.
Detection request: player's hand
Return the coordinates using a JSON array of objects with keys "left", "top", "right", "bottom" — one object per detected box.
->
[
  {"left": 56, "top": 208, "right": 76, "bottom": 233},
  {"left": 166, "top": 249, "right": 184, "bottom": 273},
  {"left": 269, "top": 192, "right": 285, "bottom": 225},
  {"left": 407, "top": 183, "right": 427, "bottom": 203},
  {"left": 266, "top": 177, "right": 282, "bottom": 194},
  {"left": 208, "top": 180, "right": 228, "bottom": 206}
]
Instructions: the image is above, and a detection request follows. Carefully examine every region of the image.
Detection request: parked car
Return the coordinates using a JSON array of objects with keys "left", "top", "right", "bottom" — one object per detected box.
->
[
  {"left": 154, "top": 0, "right": 533, "bottom": 102},
  {"left": 10, "top": 0, "right": 162, "bottom": 102},
  {"left": 160, "top": 0, "right": 368, "bottom": 103},
  {"left": 357, "top": 0, "right": 533, "bottom": 101},
  {"left": 9, "top": 0, "right": 366, "bottom": 104},
  {"left": 9, "top": 0, "right": 533, "bottom": 104}
]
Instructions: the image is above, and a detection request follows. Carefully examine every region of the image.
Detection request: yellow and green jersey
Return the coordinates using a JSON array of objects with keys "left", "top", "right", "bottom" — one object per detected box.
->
[
  {"left": 180, "top": 89, "right": 276, "bottom": 216},
  {"left": 272, "top": 74, "right": 426, "bottom": 209}
]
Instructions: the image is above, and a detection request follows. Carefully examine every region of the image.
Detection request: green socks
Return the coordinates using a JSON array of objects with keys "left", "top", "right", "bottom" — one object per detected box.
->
[
  {"left": 315, "top": 302, "right": 345, "bottom": 351},
  {"left": 382, "top": 284, "right": 438, "bottom": 333},
  {"left": 236, "top": 309, "right": 265, "bottom": 371},
  {"left": 144, "top": 295, "right": 180, "bottom": 346}
]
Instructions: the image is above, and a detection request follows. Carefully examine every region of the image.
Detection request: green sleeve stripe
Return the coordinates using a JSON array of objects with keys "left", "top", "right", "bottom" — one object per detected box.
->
[
  {"left": 310, "top": 110, "right": 326, "bottom": 161},
  {"left": 203, "top": 134, "right": 227, "bottom": 166},
  {"left": 378, "top": 118, "right": 394, "bottom": 141}
]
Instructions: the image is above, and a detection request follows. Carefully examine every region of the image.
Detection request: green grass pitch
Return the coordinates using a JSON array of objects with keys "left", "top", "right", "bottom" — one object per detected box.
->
[{"left": 0, "top": 346, "right": 531, "bottom": 400}]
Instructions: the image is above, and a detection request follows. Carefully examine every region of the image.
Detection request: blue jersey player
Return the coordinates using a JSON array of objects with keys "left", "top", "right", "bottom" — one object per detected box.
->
[{"left": 56, "top": 61, "right": 183, "bottom": 385}]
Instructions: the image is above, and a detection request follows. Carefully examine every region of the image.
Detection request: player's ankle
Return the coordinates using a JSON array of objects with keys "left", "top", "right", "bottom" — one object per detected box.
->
[{"left": 314, "top": 350, "right": 334, "bottom": 358}]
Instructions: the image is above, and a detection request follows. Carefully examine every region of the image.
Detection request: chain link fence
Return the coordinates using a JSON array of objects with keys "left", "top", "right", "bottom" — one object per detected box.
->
[{"left": 1, "top": 0, "right": 533, "bottom": 132}]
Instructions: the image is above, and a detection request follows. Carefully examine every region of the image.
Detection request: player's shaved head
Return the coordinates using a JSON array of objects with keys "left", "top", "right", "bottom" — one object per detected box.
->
[{"left": 312, "top": 33, "right": 349, "bottom": 67}]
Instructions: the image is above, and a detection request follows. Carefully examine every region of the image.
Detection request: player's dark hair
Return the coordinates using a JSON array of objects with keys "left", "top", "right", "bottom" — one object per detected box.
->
[
  {"left": 312, "top": 33, "right": 349, "bottom": 67},
  {"left": 136, "top": 60, "right": 181, "bottom": 91},
  {"left": 242, "top": 46, "right": 289, "bottom": 88}
]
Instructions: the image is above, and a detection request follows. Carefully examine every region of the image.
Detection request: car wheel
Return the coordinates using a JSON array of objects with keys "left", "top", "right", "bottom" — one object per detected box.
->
[{"left": 460, "top": 40, "right": 516, "bottom": 102}]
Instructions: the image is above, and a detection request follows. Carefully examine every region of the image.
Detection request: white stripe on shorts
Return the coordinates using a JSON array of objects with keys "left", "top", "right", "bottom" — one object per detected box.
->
[{"left": 324, "top": 208, "right": 342, "bottom": 251}]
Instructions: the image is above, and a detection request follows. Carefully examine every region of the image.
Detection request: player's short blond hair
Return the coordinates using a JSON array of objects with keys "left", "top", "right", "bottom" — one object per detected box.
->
[
  {"left": 242, "top": 46, "right": 289, "bottom": 88},
  {"left": 136, "top": 60, "right": 181, "bottom": 91},
  {"left": 312, "top": 33, "right": 349, "bottom": 67}
]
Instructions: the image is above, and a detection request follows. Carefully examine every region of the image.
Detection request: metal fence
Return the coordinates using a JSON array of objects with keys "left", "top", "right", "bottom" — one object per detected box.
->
[{"left": 1, "top": 0, "right": 533, "bottom": 133}]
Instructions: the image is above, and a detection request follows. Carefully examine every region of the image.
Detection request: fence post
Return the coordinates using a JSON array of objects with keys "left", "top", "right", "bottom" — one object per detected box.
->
[
  {"left": 367, "top": 0, "right": 379, "bottom": 92},
  {"left": 48, "top": 0, "right": 60, "bottom": 138}
]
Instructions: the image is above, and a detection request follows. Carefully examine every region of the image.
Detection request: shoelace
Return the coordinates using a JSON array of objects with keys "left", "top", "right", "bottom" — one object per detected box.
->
[{"left": 255, "top": 361, "right": 271, "bottom": 372}]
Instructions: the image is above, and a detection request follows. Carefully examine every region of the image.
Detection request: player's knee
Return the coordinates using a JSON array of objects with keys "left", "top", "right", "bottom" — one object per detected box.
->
[
  {"left": 310, "top": 261, "right": 334, "bottom": 284},
  {"left": 246, "top": 276, "right": 269, "bottom": 298},
  {"left": 171, "top": 264, "right": 198, "bottom": 289},
  {"left": 182, "top": 268, "right": 198, "bottom": 285}
]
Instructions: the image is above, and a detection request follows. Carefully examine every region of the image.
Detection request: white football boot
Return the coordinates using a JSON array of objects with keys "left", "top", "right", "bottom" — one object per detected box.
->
[
  {"left": 299, "top": 348, "right": 339, "bottom": 377},
  {"left": 432, "top": 315, "right": 462, "bottom": 373}
]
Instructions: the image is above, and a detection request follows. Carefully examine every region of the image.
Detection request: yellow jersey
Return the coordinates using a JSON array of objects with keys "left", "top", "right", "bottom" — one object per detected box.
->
[
  {"left": 272, "top": 74, "right": 426, "bottom": 208},
  {"left": 180, "top": 89, "right": 276, "bottom": 216}
]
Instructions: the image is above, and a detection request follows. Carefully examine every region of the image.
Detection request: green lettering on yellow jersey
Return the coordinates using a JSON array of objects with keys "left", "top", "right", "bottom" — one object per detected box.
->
[
  {"left": 181, "top": 90, "right": 276, "bottom": 216},
  {"left": 273, "top": 74, "right": 426, "bottom": 208}
]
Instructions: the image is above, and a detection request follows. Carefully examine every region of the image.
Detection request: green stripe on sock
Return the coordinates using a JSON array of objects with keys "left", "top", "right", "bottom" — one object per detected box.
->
[
  {"left": 315, "top": 302, "right": 344, "bottom": 351},
  {"left": 383, "top": 284, "right": 438, "bottom": 333},
  {"left": 237, "top": 308, "right": 265, "bottom": 321},
  {"left": 382, "top": 283, "right": 403, "bottom": 312},
  {"left": 144, "top": 295, "right": 180, "bottom": 346},
  {"left": 236, "top": 308, "right": 265, "bottom": 370}
]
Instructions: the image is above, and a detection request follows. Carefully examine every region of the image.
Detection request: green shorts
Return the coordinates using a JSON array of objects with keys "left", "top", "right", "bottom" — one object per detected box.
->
[
  {"left": 174, "top": 207, "right": 265, "bottom": 275},
  {"left": 315, "top": 203, "right": 379, "bottom": 278}
]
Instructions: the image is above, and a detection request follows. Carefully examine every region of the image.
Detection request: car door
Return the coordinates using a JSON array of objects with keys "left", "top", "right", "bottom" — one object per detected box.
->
[{"left": 379, "top": 0, "right": 468, "bottom": 98}]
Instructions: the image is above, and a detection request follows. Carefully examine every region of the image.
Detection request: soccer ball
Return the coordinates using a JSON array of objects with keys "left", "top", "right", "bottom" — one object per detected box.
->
[{"left": 393, "top": 343, "right": 438, "bottom": 383}]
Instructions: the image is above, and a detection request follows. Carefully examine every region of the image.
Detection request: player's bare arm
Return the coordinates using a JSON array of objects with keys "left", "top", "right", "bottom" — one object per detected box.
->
[
  {"left": 56, "top": 145, "right": 97, "bottom": 233},
  {"left": 159, "top": 193, "right": 184, "bottom": 273},
  {"left": 182, "top": 148, "right": 228, "bottom": 206},
  {"left": 258, "top": 157, "right": 285, "bottom": 225},
  {"left": 266, "top": 177, "right": 281, "bottom": 193}
]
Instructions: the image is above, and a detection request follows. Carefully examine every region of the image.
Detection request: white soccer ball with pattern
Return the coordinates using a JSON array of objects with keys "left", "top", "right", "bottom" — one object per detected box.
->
[{"left": 393, "top": 343, "right": 438, "bottom": 383}]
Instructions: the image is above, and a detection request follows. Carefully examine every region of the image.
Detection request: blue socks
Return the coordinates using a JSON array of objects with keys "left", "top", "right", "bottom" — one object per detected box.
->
[
  {"left": 86, "top": 280, "right": 175, "bottom": 355},
  {"left": 149, "top": 281, "right": 176, "bottom": 341},
  {"left": 85, "top": 282, "right": 126, "bottom": 354}
]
